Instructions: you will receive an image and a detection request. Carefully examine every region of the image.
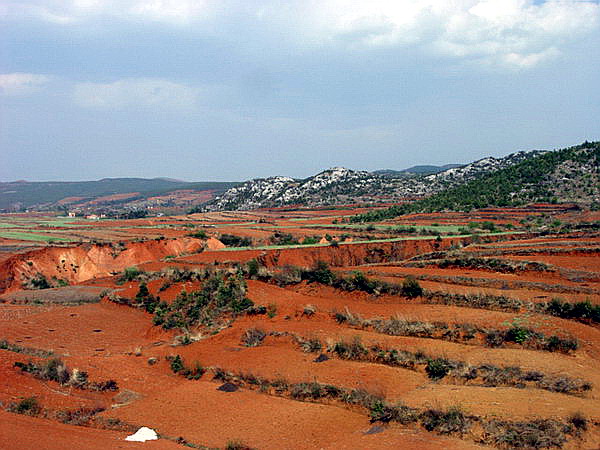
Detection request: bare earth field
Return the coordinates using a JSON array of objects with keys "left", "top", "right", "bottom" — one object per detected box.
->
[{"left": 1, "top": 205, "right": 599, "bottom": 449}]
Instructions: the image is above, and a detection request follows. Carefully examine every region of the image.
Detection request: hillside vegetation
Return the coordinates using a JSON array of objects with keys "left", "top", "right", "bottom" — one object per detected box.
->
[{"left": 351, "top": 141, "right": 600, "bottom": 223}]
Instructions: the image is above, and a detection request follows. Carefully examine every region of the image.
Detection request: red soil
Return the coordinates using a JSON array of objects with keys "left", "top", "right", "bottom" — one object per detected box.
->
[
  {"left": 0, "top": 410, "right": 183, "bottom": 450},
  {"left": 2, "top": 207, "right": 600, "bottom": 449}
]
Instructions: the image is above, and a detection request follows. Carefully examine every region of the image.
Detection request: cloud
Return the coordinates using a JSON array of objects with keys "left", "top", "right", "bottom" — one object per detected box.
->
[
  {"left": 73, "top": 78, "right": 199, "bottom": 110},
  {"left": 3, "top": 1, "right": 599, "bottom": 69},
  {"left": 285, "top": 0, "right": 600, "bottom": 68},
  {"left": 1, "top": 0, "right": 212, "bottom": 25},
  {"left": 0, "top": 72, "right": 51, "bottom": 95}
]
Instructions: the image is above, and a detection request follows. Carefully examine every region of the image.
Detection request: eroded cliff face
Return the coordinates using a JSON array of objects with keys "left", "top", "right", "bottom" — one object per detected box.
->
[
  {"left": 0, "top": 233, "right": 525, "bottom": 294},
  {"left": 0, "top": 237, "right": 204, "bottom": 293},
  {"left": 254, "top": 234, "right": 524, "bottom": 269},
  {"left": 254, "top": 238, "right": 451, "bottom": 269}
]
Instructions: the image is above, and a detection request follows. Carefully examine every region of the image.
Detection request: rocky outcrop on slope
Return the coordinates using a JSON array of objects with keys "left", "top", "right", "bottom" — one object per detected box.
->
[{"left": 206, "top": 150, "right": 548, "bottom": 211}]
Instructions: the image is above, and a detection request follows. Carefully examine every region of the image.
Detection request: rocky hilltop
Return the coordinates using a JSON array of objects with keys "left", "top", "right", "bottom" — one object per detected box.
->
[{"left": 206, "top": 150, "right": 548, "bottom": 211}]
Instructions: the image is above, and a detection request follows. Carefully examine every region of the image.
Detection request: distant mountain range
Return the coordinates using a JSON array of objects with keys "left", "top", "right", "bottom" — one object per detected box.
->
[
  {"left": 0, "top": 178, "right": 238, "bottom": 212},
  {"left": 373, "top": 164, "right": 464, "bottom": 177},
  {"left": 3, "top": 142, "right": 597, "bottom": 214}
]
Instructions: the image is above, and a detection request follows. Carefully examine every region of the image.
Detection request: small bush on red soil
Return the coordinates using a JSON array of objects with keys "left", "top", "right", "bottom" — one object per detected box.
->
[
  {"left": 0, "top": 339, "right": 54, "bottom": 358},
  {"left": 187, "top": 230, "right": 207, "bottom": 239},
  {"left": 120, "top": 266, "right": 145, "bottom": 283},
  {"left": 153, "top": 270, "right": 253, "bottom": 331},
  {"left": 401, "top": 276, "right": 423, "bottom": 298},
  {"left": 482, "top": 419, "right": 572, "bottom": 449},
  {"left": 270, "top": 232, "right": 298, "bottom": 246},
  {"left": 220, "top": 234, "right": 252, "bottom": 247},
  {"left": 266, "top": 303, "right": 277, "bottom": 318},
  {"left": 331, "top": 336, "right": 368, "bottom": 360},
  {"left": 426, "top": 358, "right": 452, "bottom": 380},
  {"left": 568, "top": 412, "right": 587, "bottom": 431},
  {"left": 14, "top": 358, "right": 118, "bottom": 391},
  {"left": 225, "top": 440, "right": 256, "bottom": 450},
  {"left": 542, "top": 298, "right": 600, "bottom": 324},
  {"left": 246, "top": 259, "right": 260, "bottom": 278},
  {"left": 241, "top": 328, "right": 267, "bottom": 347},
  {"left": 296, "top": 336, "right": 322, "bottom": 353},
  {"left": 57, "top": 407, "right": 105, "bottom": 426},
  {"left": 8, "top": 397, "right": 42, "bottom": 416},
  {"left": 420, "top": 406, "right": 472, "bottom": 435},
  {"left": 24, "top": 273, "right": 51, "bottom": 290},
  {"left": 302, "top": 304, "right": 316, "bottom": 317},
  {"left": 169, "top": 355, "right": 205, "bottom": 380},
  {"left": 170, "top": 355, "right": 185, "bottom": 373},
  {"left": 302, "top": 260, "right": 336, "bottom": 285},
  {"left": 369, "top": 400, "right": 419, "bottom": 424},
  {"left": 134, "top": 282, "right": 159, "bottom": 313}
]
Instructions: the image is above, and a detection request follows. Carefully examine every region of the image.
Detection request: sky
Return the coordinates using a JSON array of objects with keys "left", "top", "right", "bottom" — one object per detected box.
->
[{"left": 1, "top": 0, "right": 599, "bottom": 182}]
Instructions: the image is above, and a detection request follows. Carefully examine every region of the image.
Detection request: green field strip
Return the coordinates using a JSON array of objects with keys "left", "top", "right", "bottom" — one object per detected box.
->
[{"left": 0, "top": 231, "right": 73, "bottom": 242}]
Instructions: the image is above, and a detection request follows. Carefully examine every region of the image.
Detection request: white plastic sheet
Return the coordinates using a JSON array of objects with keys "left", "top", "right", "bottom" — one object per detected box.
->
[{"left": 124, "top": 427, "right": 158, "bottom": 442}]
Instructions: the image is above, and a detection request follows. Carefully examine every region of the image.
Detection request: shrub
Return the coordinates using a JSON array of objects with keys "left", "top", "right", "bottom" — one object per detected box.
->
[
  {"left": 401, "top": 276, "right": 423, "bottom": 298},
  {"left": 121, "top": 266, "right": 143, "bottom": 282},
  {"left": 225, "top": 440, "right": 255, "bottom": 450},
  {"left": 28, "top": 273, "right": 51, "bottom": 290},
  {"left": 42, "top": 358, "right": 70, "bottom": 384},
  {"left": 568, "top": 412, "right": 587, "bottom": 431},
  {"left": 332, "top": 337, "right": 368, "bottom": 360},
  {"left": 420, "top": 407, "right": 471, "bottom": 434},
  {"left": 297, "top": 336, "right": 322, "bottom": 353},
  {"left": 485, "top": 329, "right": 506, "bottom": 347},
  {"left": 291, "top": 382, "right": 326, "bottom": 400},
  {"left": 506, "top": 326, "right": 531, "bottom": 344},
  {"left": 543, "top": 298, "right": 600, "bottom": 324},
  {"left": 187, "top": 230, "right": 207, "bottom": 239},
  {"left": 246, "top": 259, "right": 260, "bottom": 278},
  {"left": 273, "top": 265, "right": 302, "bottom": 285},
  {"left": 241, "top": 328, "right": 267, "bottom": 347},
  {"left": 9, "top": 397, "right": 42, "bottom": 416},
  {"left": 153, "top": 270, "right": 253, "bottom": 331},
  {"left": 426, "top": 358, "right": 452, "bottom": 380},
  {"left": 220, "top": 234, "right": 252, "bottom": 247},
  {"left": 14, "top": 358, "right": 117, "bottom": 391},
  {"left": 135, "top": 282, "right": 158, "bottom": 313},
  {"left": 170, "top": 355, "right": 185, "bottom": 374},
  {"left": 545, "top": 335, "right": 578, "bottom": 353},
  {"left": 57, "top": 407, "right": 104, "bottom": 426},
  {"left": 303, "top": 261, "right": 335, "bottom": 285},
  {"left": 271, "top": 232, "right": 298, "bottom": 246},
  {"left": 302, "top": 236, "right": 320, "bottom": 245},
  {"left": 483, "top": 419, "right": 569, "bottom": 449},
  {"left": 369, "top": 401, "right": 418, "bottom": 424},
  {"left": 302, "top": 304, "right": 316, "bottom": 317},
  {"left": 266, "top": 303, "right": 277, "bottom": 319}
]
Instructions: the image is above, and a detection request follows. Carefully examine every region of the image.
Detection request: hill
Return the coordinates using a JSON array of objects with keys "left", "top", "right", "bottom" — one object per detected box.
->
[
  {"left": 206, "top": 149, "right": 549, "bottom": 211},
  {"left": 351, "top": 141, "right": 600, "bottom": 222},
  {"left": 374, "top": 164, "right": 464, "bottom": 177},
  {"left": 0, "top": 178, "right": 239, "bottom": 213}
]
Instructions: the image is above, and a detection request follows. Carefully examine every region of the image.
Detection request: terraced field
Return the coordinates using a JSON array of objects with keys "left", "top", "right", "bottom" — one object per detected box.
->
[{"left": 1, "top": 205, "right": 599, "bottom": 449}]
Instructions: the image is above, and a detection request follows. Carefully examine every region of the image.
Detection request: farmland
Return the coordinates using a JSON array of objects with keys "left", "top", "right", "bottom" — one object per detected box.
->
[{"left": 0, "top": 204, "right": 599, "bottom": 449}]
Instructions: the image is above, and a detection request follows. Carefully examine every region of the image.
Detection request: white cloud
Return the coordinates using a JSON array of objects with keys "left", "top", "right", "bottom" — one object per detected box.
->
[
  {"left": 3, "top": 1, "right": 599, "bottom": 69},
  {"left": 1, "top": 0, "right": 212, "bottom": 25},
  {"left": 73, "top": 78, "right": 199, "bottom": 110},
  {"left": 290, "top": 0, "right": 600, "bottom": 68},
  {"left": 0, "top": 72, "right": 51, "bottom": 95}
]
